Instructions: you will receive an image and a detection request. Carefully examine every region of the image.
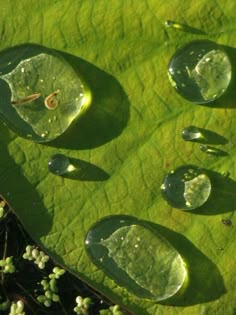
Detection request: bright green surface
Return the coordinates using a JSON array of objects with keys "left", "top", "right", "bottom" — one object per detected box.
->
[{"left": 0, "top": 1, "right": 236, "bottom": 314}]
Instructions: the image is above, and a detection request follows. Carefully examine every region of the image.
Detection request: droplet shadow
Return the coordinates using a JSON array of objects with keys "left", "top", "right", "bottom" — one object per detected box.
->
[
  {"left": 50, "top": 50, "right": 130, "bottom": 150},
  {"left": 60, "top": 157, "right": 109, "bottom": 181},
  {"left": 182, "top": 126, "right": 228, "bottom": 145},
  {"left": 146, "top": 221, "right": 226, "bottom": 306},
  {"left": 86, "top": 214, "right": 225, "bottom": 306},
  {"left": 192, "top": 170, "right": 236, "bottom": 215},
  {"left": 165, "top": 21, "right": 207, "bottom": 35},
  {"left": 199, "top": 144, "right": 228, "bottom": 157}
]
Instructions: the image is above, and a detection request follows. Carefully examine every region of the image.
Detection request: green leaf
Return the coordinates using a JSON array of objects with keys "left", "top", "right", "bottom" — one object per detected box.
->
[{"left": 0, "top": 1, "right": 236, "bottom": 314}]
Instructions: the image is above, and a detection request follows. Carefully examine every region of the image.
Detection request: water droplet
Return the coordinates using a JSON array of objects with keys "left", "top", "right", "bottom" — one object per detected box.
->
[
  {"left": 85, "top": 216, "right": 187, "bottom": 301},
  {"left": 199, "top": 145, "right": 228, "bottom": 157},
  {"left": 165, "top": 20, "right": 185, "bottom": 30},
  {"left": 182, "top": 126, "right": 205, "bottom": 141},
  {"left": 0, "top": 44, "right": 92, "bottom": 142},
  {"left": 48, "top": 154, "right": 75, "bottom": 175},
  {"left": 168, "top": 40, "right": 231, "bottom": 104},
  {"left": 161, "top": 165, "right": 211, "bottom": 210},
  {"left": 200, "top": 145, "right": 212, "bottom": 153}
]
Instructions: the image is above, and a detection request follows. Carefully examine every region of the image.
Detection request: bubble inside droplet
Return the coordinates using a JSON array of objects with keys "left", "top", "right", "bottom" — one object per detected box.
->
[
  {"left": 161, "top": 165, "right": 211, "bottom": 210},
  {"left": 48, "top": 154, "right": 75, "bottom": 175},
  {"left": 168, "top": 40, "right": 232, "bottom": 104},
  {"left": 85, "top": 215, "right": 187, "bottom": 301}
]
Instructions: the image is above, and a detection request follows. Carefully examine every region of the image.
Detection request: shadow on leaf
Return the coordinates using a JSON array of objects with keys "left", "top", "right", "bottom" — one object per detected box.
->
[
  {"left": 183, "top": 126, "right": 228, "bottom": 145},
  {"left": 199, "top": 145, "right": 228, "bottom": 157},
  {"left": 147, "top": 221, "right": 226, "bottom": 306},
  {"left": 165, "top": 20, "right": 207, "bottom": 35},
  {"left": 192, "top": 170, "right": 236, "bottom": 215},
  {"left": 50, "top": 50, "right": 130, "bottom": 150},
  {"left": 61, "top": 157, "right": 109, "bottom": 181},
  {"left": 0, "top": 123, "right": 52, "bottom": 238}
]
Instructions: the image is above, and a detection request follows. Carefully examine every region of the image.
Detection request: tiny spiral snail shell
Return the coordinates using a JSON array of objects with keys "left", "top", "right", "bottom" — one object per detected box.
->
[{"left": 44, "top": 89, "right": 60, "bottom": 110}]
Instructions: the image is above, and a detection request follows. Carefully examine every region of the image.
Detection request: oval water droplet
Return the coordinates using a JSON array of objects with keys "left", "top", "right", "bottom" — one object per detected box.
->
[
  {"left": 48, "top": 154, "right": 75, "bottom": 175},
  {"left": 161, "top": 165, "right": 211, "bottom": 210},
  {"left": 182, "top": 126, "right": 205, "bottom": 141},
  {"left": 199, "top": 144, "right": 228, "bottom": 157},
  {"left": 168, "top": 40, "right": 231, "bottom": 104},
  {"left": 0, "top": 44, "right": 92, "bottom": 142},
  {"left": 85, "top": 216, "right": 187, "bottom": 301}
]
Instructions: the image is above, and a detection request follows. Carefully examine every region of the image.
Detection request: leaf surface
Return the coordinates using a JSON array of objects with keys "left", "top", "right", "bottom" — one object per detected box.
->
[{"left": 0, "top": 1, "right": 236, "bottom": 314}]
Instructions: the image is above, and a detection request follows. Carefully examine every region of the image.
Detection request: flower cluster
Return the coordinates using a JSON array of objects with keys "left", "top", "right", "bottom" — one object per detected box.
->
[
  {"left": 0, "top": 200, "right": 6, "bottom": 218},
  {"left": 73, "top": 296, "right": 92, "bottom": 315},
  {"left": 22, "top": 245, "right": 49, "bottom": 269},
  {"left": 100, "top": 305, "right": 125, "bottom": 315},
  {"left": 9, "top": 300, "right": 25, "bottom": 315},
  {"left": 37, "top": 267, "right": 65, "bottom": 307},
  {"left": 0, "top": 256, "right": 15, "bottom": 274}
]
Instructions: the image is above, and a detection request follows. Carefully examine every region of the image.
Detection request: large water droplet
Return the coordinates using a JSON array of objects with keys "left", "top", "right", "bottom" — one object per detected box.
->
[
  {"left": 85, "top": 216, "right": 187, "bottom": 301},
  {"left": 168, "top": 40, "right": 231, "bottom": 104},
  {"left": 161, "top": 165, "right": 211, "bottom": 210},
  {"left": 48, "top": 154, "right": 75, "bottom": 175},
  {"left": 0, "top": 45, "right": 91, "bottom": 142}
]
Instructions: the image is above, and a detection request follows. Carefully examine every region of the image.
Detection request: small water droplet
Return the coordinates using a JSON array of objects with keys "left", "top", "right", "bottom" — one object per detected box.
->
[
  {"left": 165, "top": 20, "right": 174, "bottom": 27},
  {"left": 164, "top": 20, "right": 185, "bottom": 30},
  {"left": 182, "top": 126, "right": 205, "bottom": 141},
  {"left": 199, "top": 145, "right": 228, "bottom": 156},
  {"left": 161, "top": 165, "right": 211, "bottom": 210},
  {"left": 48, "top": 154, "right": 75, "bottom": 175},
  {"left": 221, "top": 218, "right": 232, "bottom": 226},
  {"left": 200, "top": 145, "right": 211, "bottom": 153},
  {"left": 168, "top": 40, "right": 232, "bottom": 104},
  {"left": 41, "top": 131, "right": 49, "bottom": 138},
  {"left": 85, "top": 215, "right": 187, "bottom": 301}
]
